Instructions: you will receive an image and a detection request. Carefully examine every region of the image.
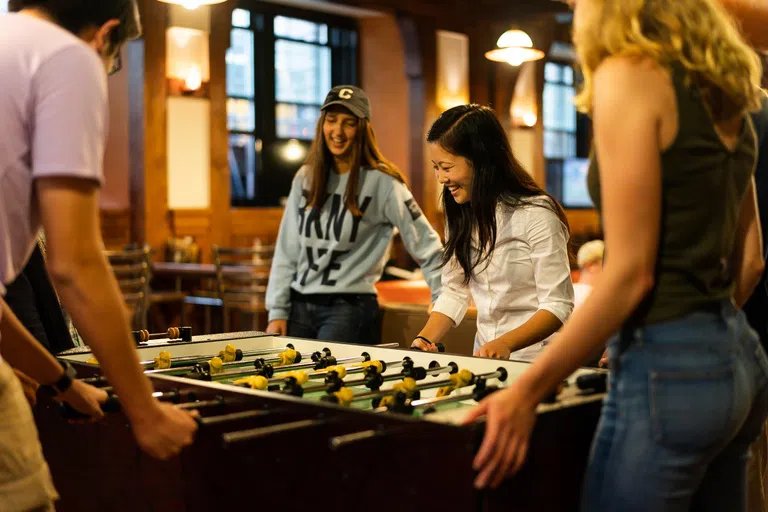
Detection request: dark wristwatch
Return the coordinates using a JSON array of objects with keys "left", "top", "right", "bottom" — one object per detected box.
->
[{"left": 40, "top": 359, "right": 77, "bottom": 397}]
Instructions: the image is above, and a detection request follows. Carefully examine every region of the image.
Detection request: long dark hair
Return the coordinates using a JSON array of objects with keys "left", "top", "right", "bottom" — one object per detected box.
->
[
  {"left": 427, "top": 104, "right": 570, "bottom": 284},
  {"left": 303, "top": 106, "right": 407, "bottom": 216}
]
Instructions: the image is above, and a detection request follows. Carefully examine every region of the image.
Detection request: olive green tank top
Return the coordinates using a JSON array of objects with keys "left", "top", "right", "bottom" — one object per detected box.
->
[{"left": 587, "top": 63, "right": 757, "bottom": 325}]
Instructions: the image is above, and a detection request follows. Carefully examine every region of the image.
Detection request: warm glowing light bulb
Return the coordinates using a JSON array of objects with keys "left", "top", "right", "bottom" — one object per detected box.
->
[
  {"left": 283, "top": 140, "right": 305, "bottom": 162},
  {"left": 180, "top": 0, "right": 202, "bottom": 9},
  {"left": 523, "top": 113, "right": 537, "bottom": 127},
  {"left": 184, "top": 66, "right": 202, "bottom": 91}
]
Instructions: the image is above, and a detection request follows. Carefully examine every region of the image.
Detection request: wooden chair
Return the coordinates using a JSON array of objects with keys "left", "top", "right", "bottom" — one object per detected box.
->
[
  {"left": 213, "top": 244, "right": 274, "bottom": 332},
  {"left": 105, "top": 247, "right": 150, "bottom": 330},
  {"left": 142, "top": 248, "right": 188, "bottom": 327}
]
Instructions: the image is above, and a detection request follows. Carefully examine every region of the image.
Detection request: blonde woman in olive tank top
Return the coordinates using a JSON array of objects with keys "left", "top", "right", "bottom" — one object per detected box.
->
[{"left": 464, "top": 1, "right": 768, "bottom": 510}]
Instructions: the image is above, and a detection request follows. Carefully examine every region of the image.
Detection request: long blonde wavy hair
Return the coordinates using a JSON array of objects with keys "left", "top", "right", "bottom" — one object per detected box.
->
[{"left": 573, "top": 0, "right": 764, "bottom": 121}]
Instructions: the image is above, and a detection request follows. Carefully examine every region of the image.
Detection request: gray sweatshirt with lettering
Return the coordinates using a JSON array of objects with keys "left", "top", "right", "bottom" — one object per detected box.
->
[{"left": 266, "top": 167, "right": 443, "bottom": 322}]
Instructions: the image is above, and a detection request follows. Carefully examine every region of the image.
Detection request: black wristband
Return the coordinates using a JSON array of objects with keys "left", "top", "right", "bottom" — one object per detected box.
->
[
  {"left": 40, "top": 360, "right": 77, "bottom": 397},
  {"left": 415, "top": 335, "right": 433, "bottom": 346}
]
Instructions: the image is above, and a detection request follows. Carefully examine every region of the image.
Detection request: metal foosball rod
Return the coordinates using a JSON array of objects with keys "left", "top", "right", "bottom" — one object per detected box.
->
[
  {"left": 376, "top": 374, "right": 508, "bottom": 415},
  {"left": 246, "top": 351, "right": 374, "bottom": 378},
  {"left": 145, "top": 346, "right": 330, "bottom": 376},
  {"left": 323, "top": 360, "right": 459, "bottom": 394},
  {"left": 306, "top": 357, "right": 405, "bottom": 381},
  {"left": 187, "top": 350, "right": 373, "bottom": 382},
  {"left": 132, "top": 326, "right": 193, "bottom": 344},
  {"left": 59, "top": 389, "right": 181, "bottom": 420},
  {"left": 222, "top": 418, "right": 332, "bottom": 445},
  {"left": 58, "top": 390, "right": 229, "bottom": 420},
  {"left": 139, "top": 343, "right": 299, "bottom": 369},
  {"left": 281, "top": 358, "right": 448, "bottom": 396},
  {"left": 231, "top": 356, "right": 411, "bottom": 397},
  {"left": 321, "top": 367, "right": 509, "bottom": 408}
]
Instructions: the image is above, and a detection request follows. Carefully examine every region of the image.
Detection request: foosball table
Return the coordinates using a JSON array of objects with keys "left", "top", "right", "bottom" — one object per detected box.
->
[{"left": 38, "top": 328, "right": 606, "bottom": 512}]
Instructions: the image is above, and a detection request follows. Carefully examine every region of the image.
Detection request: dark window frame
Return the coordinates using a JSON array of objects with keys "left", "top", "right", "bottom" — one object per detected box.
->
[
  {"left": 543, "top": 58, "right": 594, "bottom": 209},
  {"left": 228, "top": 1, "right": 360, "bottom": 207}
]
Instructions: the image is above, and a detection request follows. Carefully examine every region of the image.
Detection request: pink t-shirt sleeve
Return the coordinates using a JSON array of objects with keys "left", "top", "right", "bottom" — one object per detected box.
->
[{"left": 31, "top": 45, "right": 107, "bottom": 184}]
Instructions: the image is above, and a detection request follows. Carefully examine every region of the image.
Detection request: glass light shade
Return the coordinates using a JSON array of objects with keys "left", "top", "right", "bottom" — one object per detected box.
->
[
  {"left": 485, "top": 29, "right": 545, "bottom": 66},
  {"left": 158, "top": 0, "right": 225, "bottom": 10}
]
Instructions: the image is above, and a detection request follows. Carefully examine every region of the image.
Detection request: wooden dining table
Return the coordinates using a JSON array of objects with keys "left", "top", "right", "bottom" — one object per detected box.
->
[{"left": 152, "top": 262, "right": 267, "bottom": 279}]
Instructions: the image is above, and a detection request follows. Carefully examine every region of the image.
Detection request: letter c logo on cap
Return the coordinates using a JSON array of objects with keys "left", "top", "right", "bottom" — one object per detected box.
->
[{"left": 339, "top": 88, "right": 354, "bottom": 99}]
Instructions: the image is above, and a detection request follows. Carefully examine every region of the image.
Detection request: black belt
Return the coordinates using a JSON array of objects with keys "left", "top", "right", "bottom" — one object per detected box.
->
[{"left": 290, "top": 290, "right": 377, "bottom": 306}]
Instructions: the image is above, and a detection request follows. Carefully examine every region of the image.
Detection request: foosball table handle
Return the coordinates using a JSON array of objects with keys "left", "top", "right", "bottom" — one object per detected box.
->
[
  {"left": 59, "top": 395, "right": 122, "bottom": 420},
  {"left": 409, "top": 342, "right": 445, "bottom": 353},
  {"left": 575, "top": 372, "right": 608, "bottom": 394}
]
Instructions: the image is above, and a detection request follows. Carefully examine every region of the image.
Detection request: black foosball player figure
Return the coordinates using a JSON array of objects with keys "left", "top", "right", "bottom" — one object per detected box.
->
[{"left": 0, "top": 1, "right": 199, "bottom": 509}]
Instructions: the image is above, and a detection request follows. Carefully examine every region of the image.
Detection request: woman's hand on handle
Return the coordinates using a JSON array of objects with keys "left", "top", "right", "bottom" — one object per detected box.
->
[
  {"left": 410, "top": 338, "right": 439, "bottom": 352},
  {"left": 267, "top": 320, "right": 288, "bottom": 336},
  {"left": 474, "top": 340, "right": 511, "bottom": 360},
  {"left": 462, "top": 383, "right": 537, "bottom": 489}
]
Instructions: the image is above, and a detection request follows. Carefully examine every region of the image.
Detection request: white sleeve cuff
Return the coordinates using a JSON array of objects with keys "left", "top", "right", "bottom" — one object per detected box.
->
[
  {"left": 537, "top": 301, "right": 573, "bottom": 325},
  {"left": 432, "top": 293, "right": 471, "bottom": 326}
]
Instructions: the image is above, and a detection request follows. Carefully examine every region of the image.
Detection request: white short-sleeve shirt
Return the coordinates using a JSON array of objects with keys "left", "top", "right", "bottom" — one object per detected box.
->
[
  {"left": 432, "top": 198, "right": 574, "bottom": 361},
  {"left": 0, "top": 14, "right": 107, "bottom": 295}
]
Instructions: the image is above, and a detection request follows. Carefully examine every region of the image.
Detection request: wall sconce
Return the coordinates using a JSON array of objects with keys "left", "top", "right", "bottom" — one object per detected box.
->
[
  {"left": 158, "top": 0, "right": 225, "bottom": 10},
  {"left": 166, "top": 27, "right": 210, "bottom": 97},
  {"left": 437, "top": 31, "right": 470, "bottom": 111},
  {"left": 511, "top": 107, "right": 538, "bottom": 128},
  {"left": 485, "top": 29, "right": 545, "bottom": 67},
  {"left": 510, "top": 61, "right": 539, "bottom": 129}
]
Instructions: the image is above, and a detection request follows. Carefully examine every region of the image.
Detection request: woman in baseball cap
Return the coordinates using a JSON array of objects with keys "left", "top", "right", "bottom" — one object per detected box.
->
[{"left": 265, "top": 86, "right": 443, "bottom": 344}]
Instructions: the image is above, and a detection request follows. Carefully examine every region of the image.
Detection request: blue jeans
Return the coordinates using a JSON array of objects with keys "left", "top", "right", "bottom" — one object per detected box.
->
[
  {"left": 287, "top": 292, "right": 381, "bottom": 345},
  {"left": 582, "top": 300, "right": 768, "bottom": 512}
]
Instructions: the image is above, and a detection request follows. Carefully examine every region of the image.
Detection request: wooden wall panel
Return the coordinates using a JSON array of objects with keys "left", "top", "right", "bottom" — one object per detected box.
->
[
  {"left": 100, "top": 209, "right": 131, "bottom": 249},
  {"left": 721, "top": 0, "right": 768, "bottom": 49},
  {"left": 133, "top": 0, "right": 169, "bottom": 259},
  {"left": 565, "top": 209, "right": 601, "bottom": 239},
  {"left": 169, "top": 209, "right": 213, "bottom": 261},
  {"left": 209, "top": 2, "right": 235, "bottom": 251},
  {"left": 229, "top": 208, "right": 285, "bottom": 247}
]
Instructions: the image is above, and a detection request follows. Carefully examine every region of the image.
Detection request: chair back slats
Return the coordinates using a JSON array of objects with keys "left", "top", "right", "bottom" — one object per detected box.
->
[
  {"left": 212, "top": 243, "right": 272, "bottom": 331},
  {"left": 105, "top": 245, "right": 151, "bottom": 330},
  {"left": 111, "top": 263, "right": 148, "bottom": 278}
]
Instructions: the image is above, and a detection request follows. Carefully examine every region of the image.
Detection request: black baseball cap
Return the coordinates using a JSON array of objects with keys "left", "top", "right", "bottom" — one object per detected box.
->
[{"left": 321, "top": 85, "right": 371, "bottom": 120}]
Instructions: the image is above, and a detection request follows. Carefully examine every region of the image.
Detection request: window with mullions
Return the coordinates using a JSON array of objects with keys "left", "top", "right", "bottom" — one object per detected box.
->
[
  {"left": 543, "top": 60, "right": 594, "bottom": 209},
  {"left": 543, "top": 62, "right": 577, "bottom": 159},
  {"left": 226, "top": 6, "right": 358, "bottom": 207}
]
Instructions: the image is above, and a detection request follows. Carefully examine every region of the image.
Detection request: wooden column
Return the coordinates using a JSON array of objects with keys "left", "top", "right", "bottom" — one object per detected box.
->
[
  {"left": 397, "top": 13, "right": 441, "bottom": 228},
  {"left": 209, "top": 2, "right": 235, "bottom": 252},
  {"left": 131, "top": 0, "right": 170, "bottom": 255}
]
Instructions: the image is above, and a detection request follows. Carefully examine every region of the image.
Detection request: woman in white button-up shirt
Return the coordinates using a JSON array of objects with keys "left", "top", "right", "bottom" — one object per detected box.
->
[{"left": 411, "top": 105, "right": 574, "bottom": 361}]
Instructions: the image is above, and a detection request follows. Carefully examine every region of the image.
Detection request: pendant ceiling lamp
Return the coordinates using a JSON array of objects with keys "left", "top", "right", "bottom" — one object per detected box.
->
[
  {"left": 158, "top": 0, "right": 225, "bottom": 10},
  {"left": 485, "top": 29, "right": 545, "bottom": 66}
]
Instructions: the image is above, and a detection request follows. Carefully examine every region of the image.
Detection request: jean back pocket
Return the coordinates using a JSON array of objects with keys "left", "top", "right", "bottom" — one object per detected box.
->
[{"left": 650, "top": 366, "right": 734, "bottom": 452}]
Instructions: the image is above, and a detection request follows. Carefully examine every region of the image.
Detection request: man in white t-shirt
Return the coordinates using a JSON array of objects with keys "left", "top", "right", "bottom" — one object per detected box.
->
[{"left": 0, "top": 2, "right": 197, "bottom": 509}]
